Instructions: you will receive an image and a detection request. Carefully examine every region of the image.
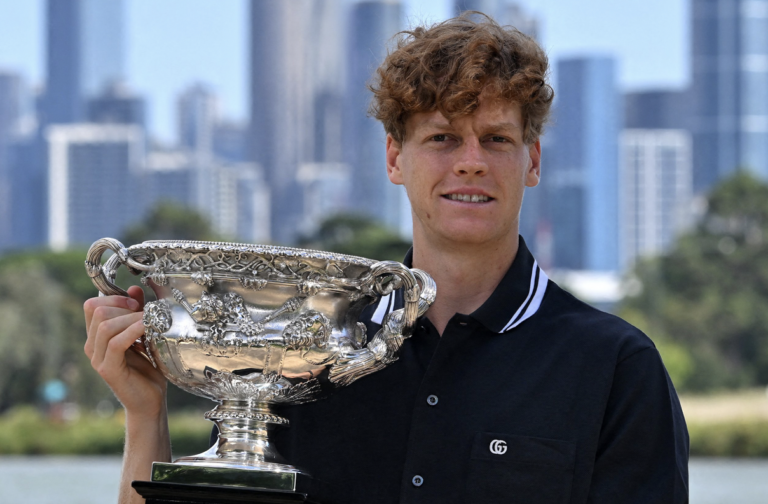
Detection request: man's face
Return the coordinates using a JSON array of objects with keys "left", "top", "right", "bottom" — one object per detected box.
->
[{"left": 386, "top": 96, "right": 541, "bottom": 249}]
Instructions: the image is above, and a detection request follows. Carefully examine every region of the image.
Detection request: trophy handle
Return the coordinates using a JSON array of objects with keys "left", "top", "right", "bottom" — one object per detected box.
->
[
  {"left": 328, "top": 262, "right": 437, "bottom": 386},
  {"left": 85, "top": 237, "right": 155, "bottom": 363}
]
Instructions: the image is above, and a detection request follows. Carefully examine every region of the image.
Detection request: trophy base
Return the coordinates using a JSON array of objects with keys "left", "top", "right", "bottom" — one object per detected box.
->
[
  {"left": 132, "top": 480, "right": 320, "bottom": 504},
  {"left": 152, "top": 461, "right": 309, "bottom": 492}
]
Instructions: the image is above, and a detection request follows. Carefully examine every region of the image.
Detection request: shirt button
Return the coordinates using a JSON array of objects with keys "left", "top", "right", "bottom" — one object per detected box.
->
[
  {"left": 412, "top": 475, "right": 424, "bottom": 487},
  {"left": 426, "top": 394, "right": 438, "bottom": 406}
]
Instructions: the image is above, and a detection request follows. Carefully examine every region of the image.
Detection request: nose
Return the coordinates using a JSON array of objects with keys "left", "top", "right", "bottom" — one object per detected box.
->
[{"left": 453, "top": 138, "right": 488, "bottom": 177}]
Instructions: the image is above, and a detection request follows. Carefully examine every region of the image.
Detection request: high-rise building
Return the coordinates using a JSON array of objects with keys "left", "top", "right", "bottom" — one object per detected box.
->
[
  {"left": 46, "top": 124, "right": 143, "bottom": 250},
  {"left": 346, "top": 1, "right": 404, "bottom": 233},
  {"left": 296, "top": 162, "right": 351, "bottom": 237},
  {"left": 178, "top": 84, "right": 217, "bottom": 160},
  {"left": 213, "top": 163, "right": 271, "bottom": 243},
  {"left": 624, "top": 89, "right": 691, "bottom": 130},
  {"left": 455, "top": 0, "right": 503, "bottom": 20},
  {"left": 213, "top": 120, "right": 249, "bottom": 163},
  {"left": 547, "top": 56, "right": 621, "bottom": 271},
  {"left": 6, "top": 137, "right": 48, "bottom": 251},
  {"left": 44, "top": 0, "right": 125, "bottom": 124},
  {"left": 620, "top": 129, "right": 693, "bottom": 269},
  {"left": 86, "top": 81, "right": 146, "bottom": 129},
  {"left": 692, "top": 0, "right": 768, "bottom": 192},
  {"left": 0, "top": 72, "right": 23, "bottom": 250},
  {"left": 250, "top": 0, "right": 344, "bottom": 243},
  {"left": 140, "top": 149, "right": 195, "bottom": 213}
]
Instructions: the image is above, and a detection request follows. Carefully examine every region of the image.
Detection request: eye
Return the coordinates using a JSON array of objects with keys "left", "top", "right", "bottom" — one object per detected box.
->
[
  {"left": 431, "top": 134, "right": 448, "bottom": 142},
  {"left": 490, "top": 136, "right": 508, "bottom": 143}
]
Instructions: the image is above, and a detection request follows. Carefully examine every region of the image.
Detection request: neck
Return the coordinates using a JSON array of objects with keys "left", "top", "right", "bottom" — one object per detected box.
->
[{"left": 411, "top": 233, "right": 519, "bottom": 336}]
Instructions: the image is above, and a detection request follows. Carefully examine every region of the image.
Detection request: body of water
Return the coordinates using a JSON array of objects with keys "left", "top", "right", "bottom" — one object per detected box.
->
[{"left": 0, "top": 456, "right": 765, "bottom": 503}]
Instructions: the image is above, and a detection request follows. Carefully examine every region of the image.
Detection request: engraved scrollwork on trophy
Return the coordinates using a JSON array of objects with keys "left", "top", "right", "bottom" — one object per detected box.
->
[
  {"left": 141, "top": 266, "right": 169, "bottom": 286},
  {"left": 239, "top": 270, "right": 268, "bottom": 290},
  {"left": 201, "top": 369, "right": 320, "bottom": 405},
  {"left": 142, "top": 300, "right": 173, "bottom": 368},
  {"left": 191, "top": 271, "right": 215, "bottom": 287},
  {"left": 282, "top": 311, "right": 330, "bottom": 350},
  {"left": 126, "top": 241, "right": 369, "bottom": 284}
]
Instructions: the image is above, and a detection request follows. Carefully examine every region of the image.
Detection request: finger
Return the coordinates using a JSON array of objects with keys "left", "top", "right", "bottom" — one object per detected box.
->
[
  {"left": 90, "top": 311, "right": 144, "bottom": 369},
  {"left": 84, "top": 295, "right": 140, "bottom": 328},
  {"left": 85, "top": 305, "right": 135, "bottom": 358},
  {"left": 97, "top": 319, "right": 147, "bottom": 381},
  {"left": 127, "top": 285, "right": 146, "bottom": 310}
]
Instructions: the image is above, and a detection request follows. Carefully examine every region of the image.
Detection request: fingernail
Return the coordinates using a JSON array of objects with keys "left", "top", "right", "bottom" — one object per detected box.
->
[{"left": 128, "top": 298, "right": 140, "bottom": 310}]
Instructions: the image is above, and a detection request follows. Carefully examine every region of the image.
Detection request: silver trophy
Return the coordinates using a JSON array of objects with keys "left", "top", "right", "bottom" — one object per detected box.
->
[{"left": 85, "top": 237, "right": 436, "bottom": 494}]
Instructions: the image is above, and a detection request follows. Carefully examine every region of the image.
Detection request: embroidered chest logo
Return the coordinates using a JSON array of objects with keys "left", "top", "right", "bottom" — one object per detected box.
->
[{"left": 489, "top": 439, "right": 507, "bottom": 455}]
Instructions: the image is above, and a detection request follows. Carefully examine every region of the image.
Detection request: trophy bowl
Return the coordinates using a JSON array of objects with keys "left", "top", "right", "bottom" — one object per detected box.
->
[{"left": 85, "top": 237, "right": 436, "bottom": 492}]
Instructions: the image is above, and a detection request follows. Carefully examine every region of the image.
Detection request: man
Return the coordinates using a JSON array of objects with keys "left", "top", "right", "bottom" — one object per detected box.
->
[{"left": 84, "top": 14, "right": 688, "bottom": 504}]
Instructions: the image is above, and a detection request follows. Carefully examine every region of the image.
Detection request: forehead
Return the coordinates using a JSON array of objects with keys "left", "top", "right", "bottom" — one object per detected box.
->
[{"left": 404, "top": 99, "right": 524, "bottom": 137}]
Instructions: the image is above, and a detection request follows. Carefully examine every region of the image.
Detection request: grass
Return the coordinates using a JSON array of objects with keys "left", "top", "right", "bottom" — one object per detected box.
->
[
  {"left": 0, "top": 406, "right": 212, "bottom": 457},
  {"left": 680, "top": 388, "right": 768, "bottom": 457},
  {"left": 2, "top": 389, "right": 768, "bottom": 457}
]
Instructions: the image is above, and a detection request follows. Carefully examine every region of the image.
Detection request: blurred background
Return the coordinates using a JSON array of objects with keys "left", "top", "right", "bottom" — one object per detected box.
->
[{"left": 1, "top": 0, "right": 767, "bottom": 502}]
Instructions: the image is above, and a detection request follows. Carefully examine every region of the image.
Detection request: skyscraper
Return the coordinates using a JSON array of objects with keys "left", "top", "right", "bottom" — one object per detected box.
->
[
  {"left": 0, "top": 72, "right": 22, "bottom": 250},
  {"left": 692, "top": 0, "right": 768, "bottom": 192},
  {"left": 346, "top": 1, "right": 404, "bottom": 233},
  {"left": 86, "top": 81, "right": 146, "bottom": 129},
  {"left": 624, "top": 89, "right": 691, "bottom": 130},
  {"left": 548, "top": 56, "right": 621, "bottom": 271},
  {"left": 620, "top": 130, "right": 693, "bottom": 268},
  {"left": 44, "top": 0, "right": 125, "bottom": 125},
  {"left": 178, "top": 84, "right": 218, "bottom": 160},
  {"left": 46, "top": 124, "right": 142, "bottom": 250},
  {"left": 250, "top": 0, "right": 343, "bottom": 243}
]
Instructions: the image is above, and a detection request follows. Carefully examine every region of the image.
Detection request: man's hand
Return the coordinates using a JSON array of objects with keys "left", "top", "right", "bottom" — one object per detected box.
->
[{"left": 84, "top": 285, "right": 167, "bottom": 418}]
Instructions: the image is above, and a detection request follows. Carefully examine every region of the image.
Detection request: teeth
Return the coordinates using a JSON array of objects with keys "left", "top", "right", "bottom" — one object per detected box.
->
[{"left": 448, "top": 194, "right": 489, "bottom": 202}]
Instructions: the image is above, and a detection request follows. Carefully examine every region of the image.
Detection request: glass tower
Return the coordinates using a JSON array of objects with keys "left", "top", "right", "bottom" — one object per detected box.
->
[
  {"left": 692, "top": 0, "right": 768, "bottom": 192},
  {"left": 45, "top": 0, "right": 125, "bottom": 124},
  {"left": 548, "top": 56, "right": 621, "bottom": 271}
]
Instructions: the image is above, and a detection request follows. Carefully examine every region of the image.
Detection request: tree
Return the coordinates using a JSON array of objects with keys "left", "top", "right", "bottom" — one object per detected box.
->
[
  {"left": 121, "top": 202, "right": 220, "bottom": 245},
  {"left": 618, "top": 172, "right": 768, "bottom": 391},
  {"left": 298, "top": 214, "right": 412, "bottom": 261}
]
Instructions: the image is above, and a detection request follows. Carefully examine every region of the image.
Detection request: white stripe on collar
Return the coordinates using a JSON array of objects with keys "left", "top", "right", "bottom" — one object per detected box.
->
[
  {"left": 371, "top": 292, "right": 395, "bottom": 325},
  {"left": 500, "top": 260, "right": 549, "bottom": 332}
]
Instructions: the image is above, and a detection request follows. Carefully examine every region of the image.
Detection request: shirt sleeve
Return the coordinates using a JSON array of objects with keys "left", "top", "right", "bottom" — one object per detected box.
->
[{"left": 587, "top": 347, "right": 689, "bottom": 504}]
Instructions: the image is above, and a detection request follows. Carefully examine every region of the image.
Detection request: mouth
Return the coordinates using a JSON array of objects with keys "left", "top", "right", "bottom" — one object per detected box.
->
[{"left": 442, "top": 193, "right": 493, "bottom": 203}]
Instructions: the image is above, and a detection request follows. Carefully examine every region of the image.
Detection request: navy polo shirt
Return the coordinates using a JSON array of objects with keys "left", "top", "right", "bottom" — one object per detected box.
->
[{"left": 263, "top": 237, "right": 687, "bottom": 503}]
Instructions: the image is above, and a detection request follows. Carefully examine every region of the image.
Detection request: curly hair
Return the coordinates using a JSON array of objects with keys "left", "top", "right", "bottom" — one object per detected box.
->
[{"left": 369, "top": 12, "right": 554, "bottom": 145}]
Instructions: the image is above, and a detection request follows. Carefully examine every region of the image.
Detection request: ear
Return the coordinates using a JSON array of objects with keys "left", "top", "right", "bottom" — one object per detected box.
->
[
  {"left": 525, "top": 139, "right": 541, "bottom": 188},
  {"left": 386, "top": 134, "right": 404, "bottom": 185}
]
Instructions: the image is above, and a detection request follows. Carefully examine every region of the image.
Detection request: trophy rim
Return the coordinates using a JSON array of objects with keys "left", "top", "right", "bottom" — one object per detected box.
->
[{"left": 128, "top": 239, "right": 378, "bottom": 268}]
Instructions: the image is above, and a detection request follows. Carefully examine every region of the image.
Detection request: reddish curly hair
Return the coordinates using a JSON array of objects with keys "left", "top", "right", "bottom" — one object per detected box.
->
[{"left": 369, "top": 13, "right": 554, "bottom": 145}]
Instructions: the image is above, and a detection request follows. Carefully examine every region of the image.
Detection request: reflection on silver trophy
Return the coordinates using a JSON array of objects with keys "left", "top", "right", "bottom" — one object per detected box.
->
[{"left": 85, "top": 237, "right": 436, "bottom": 492}]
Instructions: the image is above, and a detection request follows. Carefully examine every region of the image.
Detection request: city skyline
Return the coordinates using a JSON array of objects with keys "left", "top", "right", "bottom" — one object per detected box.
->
[{"left": 1, "top": 0, "right": 688, "bottom": 143}]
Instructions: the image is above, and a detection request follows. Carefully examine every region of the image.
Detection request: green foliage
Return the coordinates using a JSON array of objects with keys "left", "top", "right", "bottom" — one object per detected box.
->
[
  {"left": 121, "top": 201, "right": 221, "bottom": 244},
  {"left": 0, "top": 407, "right": 211, "bottom": 457},
  {"left": 619, "top": 172, "right": 768, "bottom": 391},
  {"left": 688, "top": 420, "right": 768, "bottom": 457},
  {"left": 299, "top": 214, "right": 411, "bottom": 261}
]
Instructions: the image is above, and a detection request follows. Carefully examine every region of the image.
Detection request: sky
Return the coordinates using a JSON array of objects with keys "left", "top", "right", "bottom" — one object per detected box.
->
[{"left": 0, "top": 0, "right": 688, "bottom": 143}]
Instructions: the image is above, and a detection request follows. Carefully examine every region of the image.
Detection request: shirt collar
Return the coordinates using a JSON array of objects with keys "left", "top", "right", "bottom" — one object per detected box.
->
[{"left": 403, "top": 236, "right": 548, "bottom": 333}]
